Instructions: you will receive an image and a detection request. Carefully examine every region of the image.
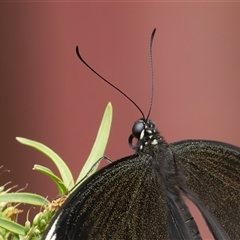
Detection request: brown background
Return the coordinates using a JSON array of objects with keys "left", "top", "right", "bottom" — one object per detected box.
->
[{"left": 1, "top": 2, "right": 240, "bottom": 238}]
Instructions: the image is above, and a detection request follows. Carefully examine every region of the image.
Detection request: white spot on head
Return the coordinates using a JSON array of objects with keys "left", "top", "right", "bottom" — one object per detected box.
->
[
  {"left": 140, "top": 129, "right": 145, "bottom": 140},
  {"left": 151, "top": 139, "right": 158, "bottom": 145}
]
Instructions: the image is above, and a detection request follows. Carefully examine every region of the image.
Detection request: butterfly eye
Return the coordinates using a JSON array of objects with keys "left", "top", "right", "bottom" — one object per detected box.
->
[{"left": 132, "top": 121, "right": 145, "bottom": 139}]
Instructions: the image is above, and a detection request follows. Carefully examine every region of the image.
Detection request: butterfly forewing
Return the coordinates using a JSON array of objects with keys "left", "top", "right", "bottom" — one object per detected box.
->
[
  {"left": 171, "top": 140, "right": 240, "bottom": 239},
  {"left": 44, "top": 155, "right": 169, "bottom": 239}
]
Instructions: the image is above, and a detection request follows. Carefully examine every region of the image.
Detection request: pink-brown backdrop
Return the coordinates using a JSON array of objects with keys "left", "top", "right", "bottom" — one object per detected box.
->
[{"left": 1, "top": 2, "right": 240, "bottom": 239}]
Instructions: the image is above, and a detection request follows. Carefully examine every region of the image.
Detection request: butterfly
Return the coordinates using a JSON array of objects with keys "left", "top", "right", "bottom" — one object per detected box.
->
[{"left": 42, "top": 29, "right": 240, "bottom": 240}]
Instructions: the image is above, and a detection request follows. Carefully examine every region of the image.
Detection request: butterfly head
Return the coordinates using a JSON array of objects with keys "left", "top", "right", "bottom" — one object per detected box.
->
[{"left": 129, "top": 118, "right": 164, "bottom": 152}]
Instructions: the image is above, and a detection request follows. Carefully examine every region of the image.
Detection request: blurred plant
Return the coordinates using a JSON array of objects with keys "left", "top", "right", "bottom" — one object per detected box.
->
[{"left": 0, "top": 103, "right": 112, "bottom": 240}]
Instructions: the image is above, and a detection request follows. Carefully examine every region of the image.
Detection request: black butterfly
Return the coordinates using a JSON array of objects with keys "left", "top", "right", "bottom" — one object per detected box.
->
[{"left": 42, "top": 29, "right": 240, "bottom": 240}]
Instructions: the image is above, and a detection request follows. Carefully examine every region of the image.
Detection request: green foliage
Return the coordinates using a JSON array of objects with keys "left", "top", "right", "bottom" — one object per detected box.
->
[{"left": 0, "top": 103, "right": 112, "bottom": 239}]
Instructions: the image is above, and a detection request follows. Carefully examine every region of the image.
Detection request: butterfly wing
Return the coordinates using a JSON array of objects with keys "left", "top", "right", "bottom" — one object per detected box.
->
[
  {"left": 42, "top": 154, "right": 169, "bottom": 240},
  {"left": 171, "top": 140, "right": 240, "bottom": 239}
]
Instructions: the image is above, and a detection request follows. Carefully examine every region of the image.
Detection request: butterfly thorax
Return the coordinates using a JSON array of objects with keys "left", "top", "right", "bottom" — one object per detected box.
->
[{"left": 129, "top": 118, "right": 181, "bottom": 187}]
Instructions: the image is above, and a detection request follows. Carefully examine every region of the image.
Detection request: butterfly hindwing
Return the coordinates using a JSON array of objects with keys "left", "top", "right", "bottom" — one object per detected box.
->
[
  {"left": 171, "top": 140, "right": 240, "bottom": 239},
  {"left": 167, "top": 193, "right": 203, "bottom": 240}
]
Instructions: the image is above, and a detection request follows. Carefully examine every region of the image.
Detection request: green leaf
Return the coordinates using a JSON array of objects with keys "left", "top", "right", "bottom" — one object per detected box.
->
[
  {"left": 76, "top": 102, "right": 113, "bottom": 183},
  {"left": 33, "top": 165, "right": 68, "bottom": 195},
  {"left": 0, "top": 193, "right": 49, "bottom": 206},
  {"left": 0, "top": 217, "right": 25, "bottom": 236},
  {"left": 16, "top": 137, "right": 74, "bottom": 189}
]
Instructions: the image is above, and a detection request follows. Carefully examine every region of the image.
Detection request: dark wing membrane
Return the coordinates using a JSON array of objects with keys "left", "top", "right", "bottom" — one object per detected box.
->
[
  {"left": 43, "top": 154, "right": 168, "bottom": 240},
  {"left": 171, "top": 140, "right": 240, "bottom": 239}
]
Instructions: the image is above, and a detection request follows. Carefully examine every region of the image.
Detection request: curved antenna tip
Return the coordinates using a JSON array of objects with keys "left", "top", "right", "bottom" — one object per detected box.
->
[
  {"left": 146, "top": 28, "right": 156, "bottom": 120},
  {"left": 151, "top": 29, "right": 156, "bottom": 41},
  {"left": 76, "top": 46, "right": 81, "bottom": 60}
]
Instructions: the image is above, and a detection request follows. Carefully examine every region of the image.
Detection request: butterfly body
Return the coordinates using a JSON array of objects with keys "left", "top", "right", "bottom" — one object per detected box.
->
[{"left": 42, "top": 29, "right": 240, "bottom": 240}]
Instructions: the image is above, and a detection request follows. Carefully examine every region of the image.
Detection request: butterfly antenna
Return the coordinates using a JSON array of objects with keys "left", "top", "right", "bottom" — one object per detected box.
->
[
  {"left": 76, "top": 46, "right": 145, "bottom": 119},
  {"left": 146, "top": 28, "right": 156, "bottom": 120}
]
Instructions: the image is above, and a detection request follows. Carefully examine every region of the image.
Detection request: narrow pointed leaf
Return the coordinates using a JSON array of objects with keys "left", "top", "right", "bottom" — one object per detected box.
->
[
  {"left": 0, "top": 193, "right": 49, "bottom": 206},
  {"left": 0, "top": 217, "right": 25, "bottom": 235},
  {"left": 16, "top": 137, "right": 74, "bottom": 189},
  {"left": 33, "top": 164, "right": 68, "bottom": 194},
  {"left": 77, "top": 102, "right": 112, "bottom": 183}
]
